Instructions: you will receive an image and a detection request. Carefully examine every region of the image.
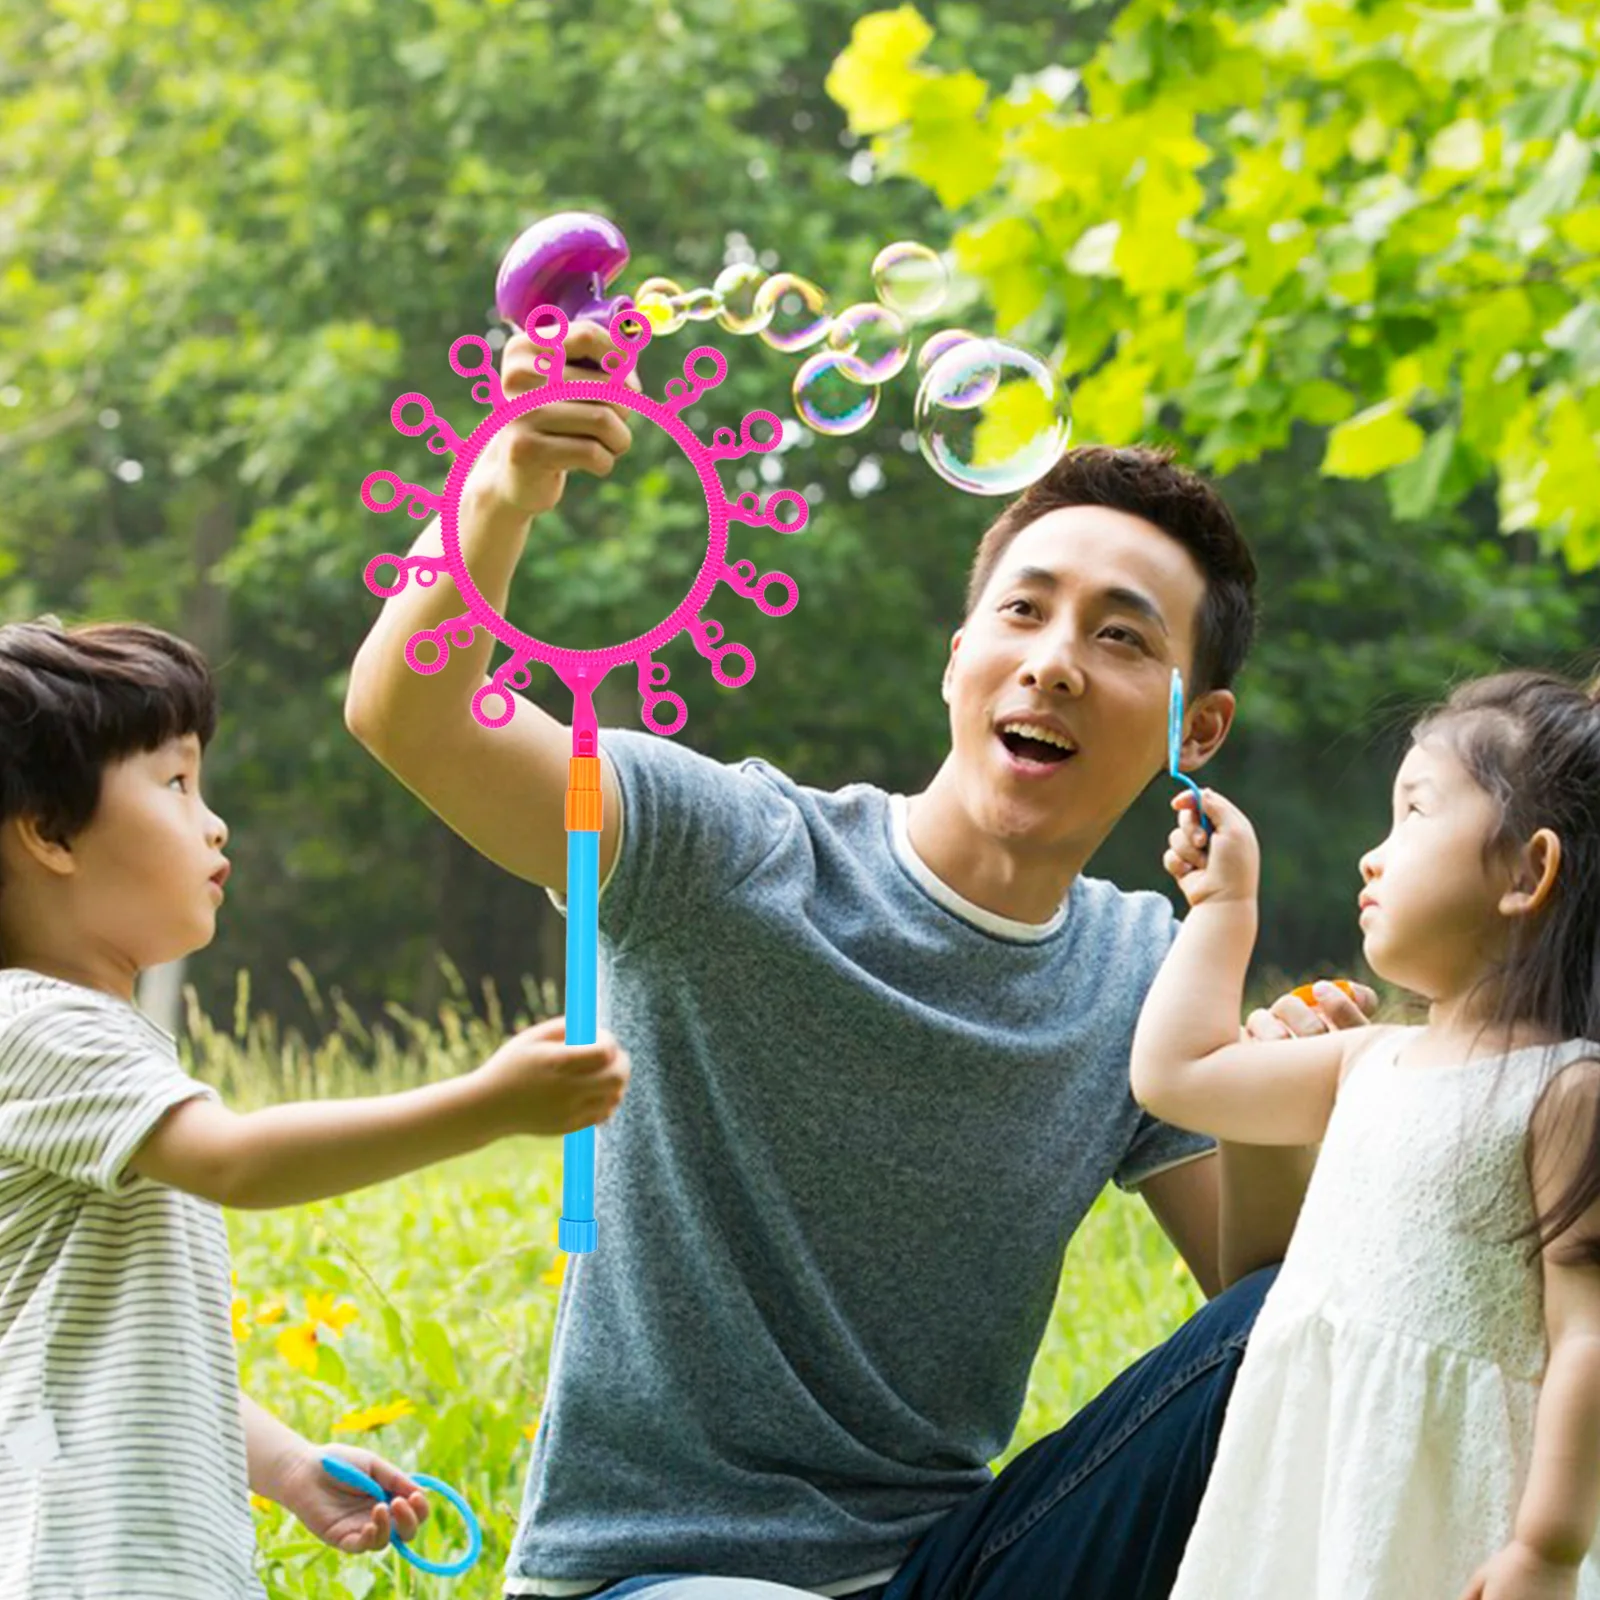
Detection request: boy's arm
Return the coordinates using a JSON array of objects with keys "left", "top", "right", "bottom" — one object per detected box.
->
[
  {"left": 128, "top": 1019, "right": 627, "bottom": 1208},
  {"left": 242, "top": 1393, "right": 316, "bottom": 1503},
  {"left": 241, "top": 1395, "right": 427, "bottom": 1551},
  {"left": 343, "top": 322, "right": 627, "bottom": 893}
]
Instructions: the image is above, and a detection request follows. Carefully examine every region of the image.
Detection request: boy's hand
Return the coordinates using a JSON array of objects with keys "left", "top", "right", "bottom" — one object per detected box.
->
[
  {"left": 278, "top": 1443, "right": 428, "bottom": 1554},
  {"left": 465, "top": 319, "right": 640, "bottom": 519},
  {"left": 474, "top": 1015, "right": 630, "bottom": 1135},
  {"left": 1164, "top": 788, "right": 1259, "bottom": 907}
]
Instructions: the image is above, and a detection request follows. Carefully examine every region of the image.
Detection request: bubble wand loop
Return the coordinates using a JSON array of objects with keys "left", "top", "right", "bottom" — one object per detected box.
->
[
  {"left": 1168, "top": 667, "right": 1212, "bottom": 836},
  {"left": 361, "top": 214, "right": 808, "bottom": 1257}
]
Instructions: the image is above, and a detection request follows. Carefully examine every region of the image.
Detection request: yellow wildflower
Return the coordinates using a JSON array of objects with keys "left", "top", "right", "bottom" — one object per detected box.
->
[
  {"left": 305, "top": 1291, "right": 359, "bottom": 1336},
  {"left": 254, "top": 1297, "right": 287, "bottom": 1326},
  {"left": 249, "top": 1493, "right": 276, "bottom": 1515},
  {"left": 539, "top": 1254, "right": 568, "bottom": 1288},
  {"left": 231, "top": 1297, "right": 251, "bottom": 1343},
  {"left": 334, "top": 1398, "right": 416, "bottom": 1434},
  {"left": 276, "top": 1322, "right": 320, "bottom": 1376}
]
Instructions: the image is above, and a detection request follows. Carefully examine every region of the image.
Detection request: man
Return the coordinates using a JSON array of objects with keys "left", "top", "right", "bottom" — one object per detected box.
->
[{"left": 345, "top": 321, "right": 1371, "bottom": 1600}]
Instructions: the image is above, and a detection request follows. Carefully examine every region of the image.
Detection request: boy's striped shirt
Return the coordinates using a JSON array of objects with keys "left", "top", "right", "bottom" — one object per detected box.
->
[{"left": 0, "top": 968, "right": 263, "bottom": 1598}]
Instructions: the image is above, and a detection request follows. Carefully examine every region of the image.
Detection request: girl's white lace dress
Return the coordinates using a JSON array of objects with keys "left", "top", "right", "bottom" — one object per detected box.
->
[{"left": 1171, "top": 1030, "right": 1600, "bottom": 1599}]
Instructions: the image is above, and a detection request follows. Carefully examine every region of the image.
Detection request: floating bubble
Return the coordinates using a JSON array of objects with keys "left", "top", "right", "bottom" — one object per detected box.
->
[
  {"left": 919, "top": 335, "right": 1002, "bottom": 410},
  {"left": 872, "top": 242, "right": 948, "bottom": 321},
  {"left": 914, "top": 340, "right": 1071, "bottom": 495},
  {"left": 826, "top": 303, "right": 910, "bottom": 384},
  {"left": 793, "top": 349, "right": 880, "bottom": 436},
  {"left": 674, "top": 286, "right": 725, "bottom": 322},
  {"left": 634, "top": 275, "right": 686, "bottom": 335},
  {"left": 714, "top": 262, "right": 772, "bottom": 334},
  {"left": 756, "top": 273, "right": 831, "bottom": 353},
  {"left": 916, "top": 327, "right": 982, "bottom": 379}
]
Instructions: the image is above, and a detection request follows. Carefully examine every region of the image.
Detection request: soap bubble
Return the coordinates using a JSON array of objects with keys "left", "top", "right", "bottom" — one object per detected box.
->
[
  {"left": 674, "top": 286, "right": 725, "bottom": 322},
  {"left": 825, "top": 303, "right": 910, "bottom": 384},
  {"left": 916, "top": 328, "right": 982, "bottom": 379},
  {"left": 872, "top": 242, "right": 948, "bottom": 321},
  {"left": 914, "top": 340, "right": 1071, "bottom": 495},
  {"left": 919, "top": 335, "right": 1001, "bottom": 409},
  {"left": 756, "top": 273, "right": 832, "bottom": 353},
  {"left": 793, "top": 349, "right": 880, "bottom": 436},
  {"left": 634, "top": 275, "right": 687, "bottom": 335},
  {"left": 714, "top": 262, "right": 772, "bottom": 334}
]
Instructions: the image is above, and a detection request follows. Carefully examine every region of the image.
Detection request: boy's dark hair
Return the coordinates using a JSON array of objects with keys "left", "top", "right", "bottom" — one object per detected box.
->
[
  {"left": 1416, "top": 669, "right": 1600, "bottom": 1266},
  {"left": 0, "top": 621, "right": 217, "bottom": 847},
  {"left": 964, "top": 445, "right": 1259, "bottom": 695}
]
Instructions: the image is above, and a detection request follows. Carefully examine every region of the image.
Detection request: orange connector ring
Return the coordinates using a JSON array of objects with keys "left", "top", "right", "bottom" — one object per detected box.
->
[{"left": 565, "top": 756, "right": 602, "bottom": 833}]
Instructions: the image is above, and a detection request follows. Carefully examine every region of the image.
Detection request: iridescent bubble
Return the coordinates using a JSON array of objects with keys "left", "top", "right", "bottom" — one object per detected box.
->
[
  {"left": 756, "top": 273, "right": 832, "bottom": 353},
  {"left": 914, "top": 340, "right": 1071, "bottom": 495},
  {"left": 872, "top": 241, "right": 948, "bottom": 321},
  {"left": 793, "top": 349, "right": 880, "bottom": 436},
  {"left": 916, "top": 327, "right": 982, "bottom": 379},
  {"left": 714, "top": 262, "right": 772, "bottom": 334},
  {"left": 675, "top": 286, "right": 725, "bottom": 322},
  {"left": 919, "top": 336, "right": 1001, "bottom": 410},
  {"left": 634, "top": 275, "right": 686, "bottom": 335},
  {"left": 825, "top": 303, "right": 910, "bottom": 384}
]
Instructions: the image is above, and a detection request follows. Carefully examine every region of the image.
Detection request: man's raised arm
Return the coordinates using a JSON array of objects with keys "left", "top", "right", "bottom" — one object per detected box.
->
[{"left": 344, "top": 322, "right": 631, "bottom": 892}]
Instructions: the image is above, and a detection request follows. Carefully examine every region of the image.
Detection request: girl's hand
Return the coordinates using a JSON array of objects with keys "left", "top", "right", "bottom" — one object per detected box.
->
[
  {"left": 276, "top": 1442, "right": 430, "bottom": 1553},
  {"left": 1457, "top": 1541, "right": 1581, "bottom": 1600},
  {"left": 1163, "top": 788, "right": 1259, "bottom": 907}
]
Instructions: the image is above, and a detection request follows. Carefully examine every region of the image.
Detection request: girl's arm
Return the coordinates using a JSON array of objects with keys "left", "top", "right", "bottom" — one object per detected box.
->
[
  {"left": 1476, "top": 1064, "right": 1600, "bottom": 1590},
  {"left": 1130, "top": 789, "right": 1367, "bottom": 1147}
]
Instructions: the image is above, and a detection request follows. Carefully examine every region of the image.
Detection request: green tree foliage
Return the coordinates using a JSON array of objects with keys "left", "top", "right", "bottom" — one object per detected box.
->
[
  {"left": 827, "top": 1, "right": 1600, "bottom": 564},
  {"left": 0, "top": 0, "right": 1591, "bottom": 1028}
]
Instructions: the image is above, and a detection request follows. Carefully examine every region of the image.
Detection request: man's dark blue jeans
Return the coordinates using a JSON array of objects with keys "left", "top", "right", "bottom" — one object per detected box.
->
[{"left": 514, "top": 1264, "right": 1277, "bottom": 1600}]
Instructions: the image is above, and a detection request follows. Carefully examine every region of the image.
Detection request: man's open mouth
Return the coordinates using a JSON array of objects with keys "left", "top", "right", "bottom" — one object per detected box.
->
[{"left": 996, "top": 722, "right": 1077, "bottom": 766}]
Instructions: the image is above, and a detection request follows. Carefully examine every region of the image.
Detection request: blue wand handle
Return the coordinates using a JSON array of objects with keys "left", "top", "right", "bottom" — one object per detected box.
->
[{"left": 560, "top": 748, "right": 602, "bottom": 1254}]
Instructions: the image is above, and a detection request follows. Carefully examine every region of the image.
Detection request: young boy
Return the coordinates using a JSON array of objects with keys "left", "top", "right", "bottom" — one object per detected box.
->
[{"left": 0, "top": 619, "right": 630, "bottom": 1599}]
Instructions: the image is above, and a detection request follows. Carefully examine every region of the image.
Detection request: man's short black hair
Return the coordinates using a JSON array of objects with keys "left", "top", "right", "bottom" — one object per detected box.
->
[{"left": 965, "top": 445, "right": 1259, "bottom": 695}]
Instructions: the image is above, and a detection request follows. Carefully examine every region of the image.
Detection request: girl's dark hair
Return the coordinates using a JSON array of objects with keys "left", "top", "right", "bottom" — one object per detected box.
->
[
  {"left": 1414, "top": 669, "right": 1600, "bottom": 1264},
  {"left": 965, "top": 445, "right": 1259, "bottom": 696},
  {"left": 0, "top": 620, "right": 217, "bottom": 848}
]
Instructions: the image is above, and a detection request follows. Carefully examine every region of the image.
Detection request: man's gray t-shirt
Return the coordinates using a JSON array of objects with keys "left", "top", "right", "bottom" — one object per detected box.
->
[{"left": 507, "top": 730, "right": 1213, "bottom": 1595}]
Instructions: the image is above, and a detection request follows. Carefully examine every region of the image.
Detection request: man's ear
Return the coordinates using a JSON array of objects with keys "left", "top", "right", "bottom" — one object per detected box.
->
[
  {"left": 941, "top": 628, "right": 963, "bottom": 706},
  {"left": 1180, "top": 688, "right": 1236, "bottom": 772},
  {"left": 1500, "top": 827, "right": 1561, "bottom": 920},
  {"left": 7, "top": 814, "right": 75, "bottom": 878}
]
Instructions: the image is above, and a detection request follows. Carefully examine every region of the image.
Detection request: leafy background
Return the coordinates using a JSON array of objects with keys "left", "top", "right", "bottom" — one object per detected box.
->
[{"left": 6, "top": 0, "right": 1596, "bottom": 1030}]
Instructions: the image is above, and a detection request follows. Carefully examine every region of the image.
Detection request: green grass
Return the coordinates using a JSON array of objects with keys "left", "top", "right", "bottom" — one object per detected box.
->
[{"left": 197, "top": 970, "right": 1203, "bottom": 1600}]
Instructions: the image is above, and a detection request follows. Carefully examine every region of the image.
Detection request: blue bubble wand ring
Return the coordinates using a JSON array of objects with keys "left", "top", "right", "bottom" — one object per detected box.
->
[{"left": 319, "top": 1453, "right": 483, "bottom": 1578}]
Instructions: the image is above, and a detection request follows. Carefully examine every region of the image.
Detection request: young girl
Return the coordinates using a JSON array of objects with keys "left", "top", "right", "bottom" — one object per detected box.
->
[{"left": 1132, "top": 669, "right": 1600, "bottom": 1600}]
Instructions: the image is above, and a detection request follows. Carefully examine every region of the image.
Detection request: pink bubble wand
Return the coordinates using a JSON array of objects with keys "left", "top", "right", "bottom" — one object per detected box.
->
[{"left": 360, "top": 215, "right": 809, "bottom": 1253}]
